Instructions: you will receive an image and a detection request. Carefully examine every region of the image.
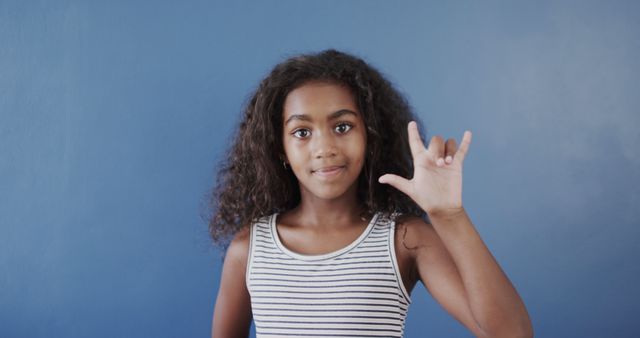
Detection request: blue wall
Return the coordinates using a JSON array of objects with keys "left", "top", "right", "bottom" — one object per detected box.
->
[{"left": 2, "top": 1, "right": 639, "bottom": 337}]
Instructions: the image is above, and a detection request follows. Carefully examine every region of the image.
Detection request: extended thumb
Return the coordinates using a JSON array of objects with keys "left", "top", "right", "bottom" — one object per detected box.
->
[{"left": 378, "top": 174, "right": 410, "bottom": 194}]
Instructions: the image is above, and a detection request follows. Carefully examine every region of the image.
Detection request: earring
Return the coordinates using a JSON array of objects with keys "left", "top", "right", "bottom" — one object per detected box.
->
[{"left": 283, "top": 161, "right": 288, "bottom": 170}]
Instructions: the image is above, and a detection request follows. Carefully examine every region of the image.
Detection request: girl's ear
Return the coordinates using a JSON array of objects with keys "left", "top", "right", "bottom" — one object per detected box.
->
[
  {"left": 279, "top": 154, "right": 290, "bottom": 170},
  {"left": 279, "top": 154, "right": 289, "bottom": 164}
]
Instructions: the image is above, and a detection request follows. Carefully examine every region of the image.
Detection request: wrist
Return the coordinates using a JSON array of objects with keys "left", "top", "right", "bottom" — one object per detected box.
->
[{"left": 426, "top": 206, "right": 466, "bottom": 222}]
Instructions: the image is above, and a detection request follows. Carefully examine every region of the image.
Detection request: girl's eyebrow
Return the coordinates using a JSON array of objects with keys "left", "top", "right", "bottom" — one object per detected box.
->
[{"left": 284, "top": 109, "right": 357, "bottom": 125}]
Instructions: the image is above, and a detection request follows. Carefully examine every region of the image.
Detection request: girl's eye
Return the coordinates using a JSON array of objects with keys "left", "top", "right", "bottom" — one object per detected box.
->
[
  {"left": 335, "top": 123, "right": 353, "bottom": 134},
  {"left": 291, "top": 123, "right": 352, "bottom": 139},
  {"left": 292, "top": 129, "right": 310, "bottom": 139}
]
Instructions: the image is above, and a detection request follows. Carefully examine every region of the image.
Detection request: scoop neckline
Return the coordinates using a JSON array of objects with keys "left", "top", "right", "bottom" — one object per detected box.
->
[{"left": 271, "top": 212, "right": 380, "bottom": 261}]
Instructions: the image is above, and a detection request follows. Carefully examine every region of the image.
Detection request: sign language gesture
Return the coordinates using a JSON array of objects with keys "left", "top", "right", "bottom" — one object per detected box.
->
[{"left": 378, "top": 121, "right": 472, "bottom": 218}]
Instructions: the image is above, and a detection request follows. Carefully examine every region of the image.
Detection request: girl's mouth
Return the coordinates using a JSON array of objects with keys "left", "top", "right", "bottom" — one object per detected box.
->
[{"left": 312, "top": 166, "right": 345, "bottom": 177}]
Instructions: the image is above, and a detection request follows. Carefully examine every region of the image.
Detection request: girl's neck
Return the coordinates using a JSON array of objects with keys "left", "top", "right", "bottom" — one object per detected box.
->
[{"left": 285, "top": 187, "right": 368, "bottom": 230}]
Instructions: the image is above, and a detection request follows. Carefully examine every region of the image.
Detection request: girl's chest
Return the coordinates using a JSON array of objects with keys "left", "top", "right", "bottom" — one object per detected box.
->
[
  {"left": 277, "top": 224, "right": 367, "bottom": 255},
  {"left": 275, "top": 223, "right": 419, "bottom": 296}
]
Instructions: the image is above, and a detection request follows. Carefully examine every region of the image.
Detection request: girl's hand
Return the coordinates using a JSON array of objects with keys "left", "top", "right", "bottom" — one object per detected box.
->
[{"left": 378, "top": 121, "right": 472, "bottom": 218}]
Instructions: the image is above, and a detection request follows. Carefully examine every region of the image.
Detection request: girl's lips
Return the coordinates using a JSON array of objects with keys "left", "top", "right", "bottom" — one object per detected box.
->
[{"left": 312, "top": 166, "right": 345, "bottom": 177}]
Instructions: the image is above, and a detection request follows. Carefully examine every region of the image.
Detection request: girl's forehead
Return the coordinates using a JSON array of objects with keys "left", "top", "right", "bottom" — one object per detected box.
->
[{"left": 283, "top": 81, "right": 359, "bottom": 118}]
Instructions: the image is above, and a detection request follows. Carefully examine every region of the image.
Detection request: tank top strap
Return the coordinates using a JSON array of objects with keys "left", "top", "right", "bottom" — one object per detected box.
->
[{"left": 245, "top": 214, "right": 276, "bottom": 288}]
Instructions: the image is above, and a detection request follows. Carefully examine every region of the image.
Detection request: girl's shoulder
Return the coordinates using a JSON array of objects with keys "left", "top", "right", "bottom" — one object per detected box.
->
[
  {"left": 225, "top": 213, "right": 272, "bottom": 259},
  {"left": 390, "top": 213, "right": 437, "bottom": 255},
  {"left": 225, "top": 225, "right": 251, "bottom": 263},
  {"left": 384, "top": 211, "right": 429, "bottom": 228}
]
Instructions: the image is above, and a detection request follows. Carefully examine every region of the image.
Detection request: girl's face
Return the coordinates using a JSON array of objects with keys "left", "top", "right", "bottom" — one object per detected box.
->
[{"left": 282, "top": 80, "right": 367, "bottom": 202}]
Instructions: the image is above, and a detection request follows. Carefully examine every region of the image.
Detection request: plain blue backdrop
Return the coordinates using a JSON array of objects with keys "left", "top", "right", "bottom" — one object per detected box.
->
[{"left": 1, "top": 1, "right": 639, "bottom": 337}]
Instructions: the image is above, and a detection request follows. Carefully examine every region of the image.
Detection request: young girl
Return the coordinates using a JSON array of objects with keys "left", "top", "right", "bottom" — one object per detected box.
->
[{"left": 208, "top": 49, "right": 532, "bottom": 338}]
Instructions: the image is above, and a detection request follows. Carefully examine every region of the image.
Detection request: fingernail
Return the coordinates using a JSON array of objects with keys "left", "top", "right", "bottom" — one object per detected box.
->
[
  {"left": 437, "top": 158, "right": 444, "bottom": 166},
  {"left": 445, "top": 156, "right": 452, "bottom": 164}
]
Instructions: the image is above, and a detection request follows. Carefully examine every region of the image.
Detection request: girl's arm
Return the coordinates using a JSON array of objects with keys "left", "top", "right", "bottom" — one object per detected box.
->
[
  {"left": 211, "top": 227, "right": 252, "bottom": 338},
  {"left": 379, "top": 122, "right": 532, "bottom": 337},
  {"left": 401, "top": 211, "right": 533, "bottom": 338}
]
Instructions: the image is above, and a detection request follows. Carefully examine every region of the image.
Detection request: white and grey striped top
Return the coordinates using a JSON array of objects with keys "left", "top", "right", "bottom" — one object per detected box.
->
[{"left": 246, "top": 211, "right": 412, "bottom": 337}]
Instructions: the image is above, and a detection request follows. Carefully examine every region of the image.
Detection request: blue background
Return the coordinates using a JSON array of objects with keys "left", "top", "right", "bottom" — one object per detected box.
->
[{"left": 2, "top": 1, "right": 639, "bottom": 337}]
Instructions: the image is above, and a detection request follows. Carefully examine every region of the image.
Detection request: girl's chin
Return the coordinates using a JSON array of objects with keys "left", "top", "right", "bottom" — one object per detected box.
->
[{"left": 300, "top": 182, "right": 358, "bottom": 201}]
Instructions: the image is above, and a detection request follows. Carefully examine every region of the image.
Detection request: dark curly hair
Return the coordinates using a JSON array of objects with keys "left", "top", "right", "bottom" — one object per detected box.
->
[{"left": 204, "top": 49, "right": 430, "bottom": 251}]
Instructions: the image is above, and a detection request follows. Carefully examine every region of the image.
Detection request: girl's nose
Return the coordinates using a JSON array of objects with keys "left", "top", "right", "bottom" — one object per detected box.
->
[{"left": 312, "top": 132, "right": 338, "bottom": 159}]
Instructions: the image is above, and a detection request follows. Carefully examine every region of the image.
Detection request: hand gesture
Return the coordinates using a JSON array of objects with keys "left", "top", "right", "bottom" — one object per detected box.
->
[{"left": 378, "top": 121, "right": 472, "bottom": 217}]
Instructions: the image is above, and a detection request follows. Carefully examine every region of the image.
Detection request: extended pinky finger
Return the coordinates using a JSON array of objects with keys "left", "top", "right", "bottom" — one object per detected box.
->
[{"left": 455, "top": 130, "right": 472, "bottom": 163}]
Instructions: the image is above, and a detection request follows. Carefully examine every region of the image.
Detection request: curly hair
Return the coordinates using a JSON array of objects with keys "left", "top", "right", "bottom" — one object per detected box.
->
[{"left": 204, "top": 49, "right": 429, "bottom": 251}]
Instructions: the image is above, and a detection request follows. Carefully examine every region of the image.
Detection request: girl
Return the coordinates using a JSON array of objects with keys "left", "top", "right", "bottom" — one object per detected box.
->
[{"left": 207, "top": 49, "right": 532, "bottom": 337}]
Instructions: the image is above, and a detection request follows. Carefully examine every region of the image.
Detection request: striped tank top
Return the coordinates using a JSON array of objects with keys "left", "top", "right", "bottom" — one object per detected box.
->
[{"left": 246, "top": 211, "right": 412, "bottom": 337}]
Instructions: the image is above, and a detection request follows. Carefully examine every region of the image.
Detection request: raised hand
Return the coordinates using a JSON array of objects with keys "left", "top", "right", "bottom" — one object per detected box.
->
[{"left": 378, "top": 121, "right": 472, "bottom": 217}]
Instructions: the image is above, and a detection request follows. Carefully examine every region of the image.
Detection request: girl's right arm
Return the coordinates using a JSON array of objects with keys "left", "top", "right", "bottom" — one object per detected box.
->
[{"left": 211, "top": 227, "right": 252, "bottom": 338}]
